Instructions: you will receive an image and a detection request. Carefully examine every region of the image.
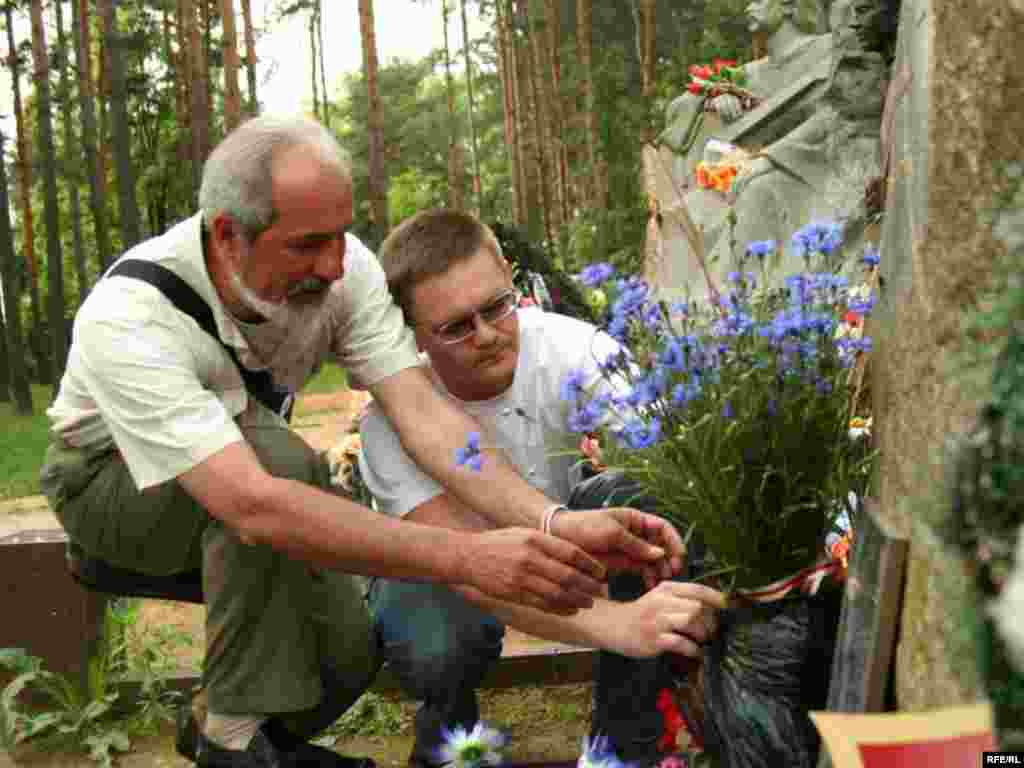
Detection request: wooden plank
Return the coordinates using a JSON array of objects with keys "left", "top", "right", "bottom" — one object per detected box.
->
[
  {"left": 111, "top": 646, "right": 597, "bottom": 714},
  {"left": 816, "top": 497, "right": 909, "bottom": 768}
]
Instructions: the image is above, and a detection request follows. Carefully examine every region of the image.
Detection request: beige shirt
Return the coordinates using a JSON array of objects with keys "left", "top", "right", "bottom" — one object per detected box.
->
[{"left": 48, "top": 214, "right": 419, "bottom": 491}]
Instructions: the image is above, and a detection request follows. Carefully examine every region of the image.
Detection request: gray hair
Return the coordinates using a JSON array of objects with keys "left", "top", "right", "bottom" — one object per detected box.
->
[{"left": 198, "top": 115, "right": 352, "bottom": 240}]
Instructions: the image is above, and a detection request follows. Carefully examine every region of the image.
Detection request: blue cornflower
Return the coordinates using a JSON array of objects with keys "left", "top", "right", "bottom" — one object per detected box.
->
[
  {"left": 455, "top": 432, "right": 484, "bottom": 472},
  {"left": 745, "top": 239, "right": 777, "bottom": 261},
  {"left": 577, "top": 734, "right": 626, "bottom": 768},
  {"left": 722, "top": 400, "right": 735, "bottom": 420},
  {"left": 642, "top": 303, "right": 664, "bottom": 330},
  {"left": 436, "top": 721, "right": 506, "bottom": 768},
  {"left": 714, "top": 310, "right": 755, "bottom": 337},
  {"left": 568, "top": 394, "right": 612, "bottom": 433},
  {"left": 598, "top": 348, "right": 630, "bottom": 375},
  {"left": 607, "top": 313, "right": 630, "bottom": 342},
  {"left": 619, "top": 418, "right": 662, "bottom": 449},
  {"left": 660, "top": 339, "right": 687, "bottom": 371},
  {"left": 611, "top": 279, "right": 650, "bottom": 318},
  {"left": 577, "top": 262, "right": 616, "bottom": 287},
  {"left": 767, "top": 398, "right": 778, "bottom": 416},
  {"left": 862, "top": 247, "right": 880, "bottom": 267},
  {"left": 815, "top": 377, "right": 834, "bottom": 395},
  {"left": 669, "top": 301, "right": 689, "bottom": 317},
  {"left": 848, "top": 295, "right": 875, "bottom": 315},
  {"left": 671, "top": 383, "right": 688, "bottom": 407},
  {"left": 623, "top": 369, "right": 668, "bottom": 408},
  {"left": 791, "top": 221, "right": 844, "bottom": 259},
  {"left": 560, "top": 369, "right": 586, "bottom": 403}
]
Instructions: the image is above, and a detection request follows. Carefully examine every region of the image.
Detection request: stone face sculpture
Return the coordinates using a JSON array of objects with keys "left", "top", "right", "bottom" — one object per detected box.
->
[{"left": 650, "top": 0, "right": 887, "bottom": 298}]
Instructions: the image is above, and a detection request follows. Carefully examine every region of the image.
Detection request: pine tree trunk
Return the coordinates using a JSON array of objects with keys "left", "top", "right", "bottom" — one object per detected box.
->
[
  {"left": 309, "top": 10, "right": 319, "bottom": 121},
  {"left": 543, "top": 0, "right": 569, "bottom": 227},
  {"left": 441, "top": 0, "right": 464, "bottom": 212},
  {"left": 0, "top": 303, "right": 9, "bottom": 402},
  {"left": 99, "top": 0, "right": 142, "bottom": 249},
  {"left": 240, "top": 0, "right": 258, "bottom": 114},
  {"left": 4, "top": 4, "right": 48, "bottom": 385},
  {"left": 185, "top": 0, "right": 210, "bottom": 196},
  {"left": 316, "top": 1, "right": 329, "bottom": 128},
  {"left": 77, "top": 0, "right": 111, "bottom": 275},
  {"left": 459, "top": 0, "right": 482, "bottom": 216},
  {"left": 30, "top": 0, "right": 69, "bottom": 380},
  {"left": 639, "top": 0, "right": 656, "bottom": 140},
  {"left": 576, "top": 0, "right": 606, "bottom": 209},
  {"left": 0, "top": 134, "right": 33, "bottom": 415},
  {"left": 174, "top": 0, "right": 194, "bottom": 202},
  {"left": 359, "top": 0, "right": 388, "bottom": 242},
  {"left": 56, "top": 0, "right": 88, "bottom": 306},
  {"left": 220, "top": 0, "right": 242, "bottom": 131},
  {"left": 494, "top": 0, "right": 520, "bottom": 224},
  {"left": 525, "top": 0, "right": 554, "bottom": 243},
  {"left": 513, "top": 0, "right": 543, "bottom": 242},
  {"left": 97, "top": 16, "right": 112, "bottom": 244}
]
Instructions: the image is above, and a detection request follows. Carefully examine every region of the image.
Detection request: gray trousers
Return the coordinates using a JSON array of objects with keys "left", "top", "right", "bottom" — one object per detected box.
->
[{"left": 40, "top": 421, "right": 380, "bottom": 736}]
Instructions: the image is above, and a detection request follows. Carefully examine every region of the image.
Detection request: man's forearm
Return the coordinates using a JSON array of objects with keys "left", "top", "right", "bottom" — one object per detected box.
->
[
  {"left": 245, "top": 475, "right": 471, "bottom": 582},
  {"left": 466, "top": 590, "right": 622, "bottom": 652},
  {"left": 372, "top": 367, "right": 553, "bottom": 529}
]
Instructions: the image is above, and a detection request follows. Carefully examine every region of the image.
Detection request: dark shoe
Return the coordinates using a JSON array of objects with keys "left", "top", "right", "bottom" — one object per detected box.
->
[
  {"left": 176, "top": 688, "right": 207, "bottom": 762},
  {"left": 195, "top": 717, "right": 376, "bottom": 768}
]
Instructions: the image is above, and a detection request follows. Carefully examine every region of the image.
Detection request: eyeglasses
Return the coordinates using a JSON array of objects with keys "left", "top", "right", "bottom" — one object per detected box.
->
[{"left": 431, "top": 289, "right": 521, "bottom": 345}]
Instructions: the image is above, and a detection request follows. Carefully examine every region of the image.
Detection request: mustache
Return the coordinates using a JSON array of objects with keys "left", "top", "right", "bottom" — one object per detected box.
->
[{"left": 287, "top": 276, "right": 330, "bottom": 298}]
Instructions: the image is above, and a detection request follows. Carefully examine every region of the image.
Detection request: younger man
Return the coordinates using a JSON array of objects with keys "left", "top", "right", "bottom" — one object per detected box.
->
[{"left": 360, "top": 210, "right": 718, "bottom": 767}]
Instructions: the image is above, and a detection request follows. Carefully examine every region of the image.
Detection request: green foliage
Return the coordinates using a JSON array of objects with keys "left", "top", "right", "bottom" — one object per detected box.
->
[
  {"left": 571, "top": 243, "right": 876, "bottom": 590},
  {"left": 322, "top": 692, "right": 408, "bottom": 739},
  {"left": 298, "top": 362, "right": 350, "bottom": 397},
  {"left": 0, "top": 599, "right": 188, "bottom": 765},
  {"left": 0, "top": 384, "right": 53, "bottom": 499}
]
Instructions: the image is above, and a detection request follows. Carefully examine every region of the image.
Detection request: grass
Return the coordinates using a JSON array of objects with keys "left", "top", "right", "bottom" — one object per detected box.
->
[
  {"left": 300, "top": 363, "right": 349, "bottom": 395},
  {"left": 0, "top": 366, "right": 351, "bottom": 502},
  {"left": 0, "top": 384, "right": 54, "bottom": 500}
]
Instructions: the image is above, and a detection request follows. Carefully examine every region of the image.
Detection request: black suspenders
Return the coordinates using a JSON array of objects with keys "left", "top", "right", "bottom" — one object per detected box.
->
[{"left": 107, "top": 259, "right": 295, "bottom": 422}]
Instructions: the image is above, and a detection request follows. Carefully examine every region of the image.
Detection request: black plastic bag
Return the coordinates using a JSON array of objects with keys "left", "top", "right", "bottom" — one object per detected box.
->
[{"left": 701, "top": 587, "right": 842, "bottom": 768}]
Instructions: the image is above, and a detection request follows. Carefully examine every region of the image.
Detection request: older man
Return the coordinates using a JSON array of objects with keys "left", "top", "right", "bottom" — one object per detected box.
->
[
  {"left": 360, "top": 209, "right": 722, "bottom": 768},
  {"left": 41, "top": 117, "right": 684, "bottom": 768}
]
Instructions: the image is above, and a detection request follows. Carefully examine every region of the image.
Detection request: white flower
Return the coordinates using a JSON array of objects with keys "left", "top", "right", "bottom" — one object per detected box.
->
[
  {"left": 989, "top": 528, "right": 1024, "bottom": 674},
  {"left": 437, "top": 722, "right": 506, "bottom": 768},
  {"left": 577, "top": 734, "right": 627, "bottom": 768}
]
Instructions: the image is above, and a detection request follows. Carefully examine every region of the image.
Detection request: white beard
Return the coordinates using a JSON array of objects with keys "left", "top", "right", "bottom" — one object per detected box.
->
[{"left": 229, "top": 269, "right": 334, "bottom": 392}]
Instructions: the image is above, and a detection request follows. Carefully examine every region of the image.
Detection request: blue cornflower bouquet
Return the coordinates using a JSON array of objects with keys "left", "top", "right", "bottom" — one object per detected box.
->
[{"left": 567, "top": 222, "right": 877, "bottom": 590}]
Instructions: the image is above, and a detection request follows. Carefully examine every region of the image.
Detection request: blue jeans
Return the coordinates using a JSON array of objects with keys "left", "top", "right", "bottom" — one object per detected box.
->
[{"left": 367, "top": 578, "right": 504, "bottom": 766}]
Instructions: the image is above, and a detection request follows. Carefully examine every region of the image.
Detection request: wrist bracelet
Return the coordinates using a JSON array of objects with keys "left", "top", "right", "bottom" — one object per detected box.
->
[{"left": 541, "top": 504, "right": 569, "bottom": 535}]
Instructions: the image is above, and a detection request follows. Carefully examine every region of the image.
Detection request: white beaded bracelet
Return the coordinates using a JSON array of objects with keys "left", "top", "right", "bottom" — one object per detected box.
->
[{"left": 541, "top": 504, "right": 568, "bottom": 535}]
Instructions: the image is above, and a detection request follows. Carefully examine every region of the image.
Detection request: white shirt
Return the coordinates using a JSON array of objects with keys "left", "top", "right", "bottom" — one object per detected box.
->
[
  {"left": 48, "top": 213, "right": 419, "bottom": 491},
  {"left": 358, "top": 307, "right": 622, "bottom": 518}
]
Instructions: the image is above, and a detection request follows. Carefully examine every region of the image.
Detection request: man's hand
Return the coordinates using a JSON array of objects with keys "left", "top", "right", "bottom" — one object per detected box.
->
[
  {"left": 605, "top": 582, "right": 726, "bottom": 659},
  {"left": 550, "top": 508, "right": 687, "bottom": 587},
  {"left": 454, "top": 527, "right": 607, "bottom": 616},
  {"left": 710, "top": 93, "right": 743, "bottom": 122}
]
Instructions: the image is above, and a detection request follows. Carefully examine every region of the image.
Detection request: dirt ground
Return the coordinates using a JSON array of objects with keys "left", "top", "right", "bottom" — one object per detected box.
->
[{"left": 3, "top": 392, "right": 596, "bottom": 766}]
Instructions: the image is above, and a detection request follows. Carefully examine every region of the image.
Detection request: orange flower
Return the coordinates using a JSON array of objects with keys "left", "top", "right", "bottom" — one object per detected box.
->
[{"left": 830, "top": 532, "right": 853, "bottom": 570}]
